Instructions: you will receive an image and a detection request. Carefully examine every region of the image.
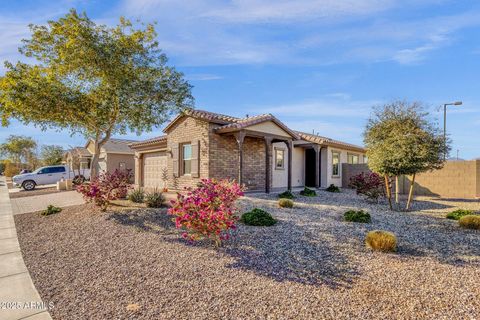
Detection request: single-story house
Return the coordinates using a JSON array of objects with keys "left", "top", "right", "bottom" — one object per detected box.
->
[
  {"left": 130, "top": 109, "right": 366, "bottom": 193},
  {"left": 65, "top": 138, "right": 137, "bottom": 174}
]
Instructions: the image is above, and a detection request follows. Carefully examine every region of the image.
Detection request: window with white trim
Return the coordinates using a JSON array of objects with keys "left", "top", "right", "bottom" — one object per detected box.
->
[
  {"left": 347, "top": 153, "right": 359, "bottom": 164},
  {"left": 275, "top": 148, "right": 285, "bottom": 169},
  {"left": 332, "top": 151, "right": 340, "bottom": 176}
]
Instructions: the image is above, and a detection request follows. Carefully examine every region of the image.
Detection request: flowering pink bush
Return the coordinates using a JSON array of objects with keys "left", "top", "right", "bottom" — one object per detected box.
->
[
  {"left": 168, "top": 179, "right": 245, "bottom": 246},
  {"left": 349, "top": 172, "right": 385, "bottom": 202},
  {"left": 76, "top": 169, "right": 132, "bottom": 211}
]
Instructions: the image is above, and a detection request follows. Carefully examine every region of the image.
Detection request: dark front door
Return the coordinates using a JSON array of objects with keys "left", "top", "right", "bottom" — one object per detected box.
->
[{"left": 305, "top": 148, "right": 316, "bottom": 187}]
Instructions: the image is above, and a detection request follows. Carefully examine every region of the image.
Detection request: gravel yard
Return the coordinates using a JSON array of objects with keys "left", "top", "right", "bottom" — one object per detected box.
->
[{"left": 15, "top": 189, "right": 480, "bottom": 319}]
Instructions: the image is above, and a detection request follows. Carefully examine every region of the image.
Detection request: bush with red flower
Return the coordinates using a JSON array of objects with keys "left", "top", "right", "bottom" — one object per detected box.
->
[
  {"left": 349, "top": 172, "right": 385, "bottom": 203},
  {"left": 168, "top": 179, "right": 245, "bottom": 246},
  {"left": 76, "top": 169, "right": 132, "bottom": 211}
]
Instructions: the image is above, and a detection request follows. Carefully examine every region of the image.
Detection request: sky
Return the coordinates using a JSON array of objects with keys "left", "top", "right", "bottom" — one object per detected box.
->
[{"left": 0, "top": 0, "right": 479, "bottom": 159}]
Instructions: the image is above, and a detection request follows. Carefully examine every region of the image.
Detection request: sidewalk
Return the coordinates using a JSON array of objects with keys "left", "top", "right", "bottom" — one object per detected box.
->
[{"left": 0, "top": 177, "right": 52, "bottom": 320}]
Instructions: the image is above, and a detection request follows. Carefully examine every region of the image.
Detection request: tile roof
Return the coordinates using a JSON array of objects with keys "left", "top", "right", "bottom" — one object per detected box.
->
[
  {"left": 215, "top": 113, "right": 301, "bottom": 139},
  {"left": 101, "top": 138, "right": 138, "bottom": 154},
  {"left": 129, "top": 135, "right": 167, "bottom": 148},
  {"left": 69, "top": 147, "right": 91, "bottom": 157},
  {"left": 163, "top": 108, "right": 239, "bottom": 132},
  {"left": 296, "top": 131, "right": 366, "bottom": 152}
]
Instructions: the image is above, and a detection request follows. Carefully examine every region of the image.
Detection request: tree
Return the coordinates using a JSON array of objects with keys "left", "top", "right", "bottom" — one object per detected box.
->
[
  {"left": 41, "top": 145, "right": 64, "bottom": 165},
  {"left": 364, "top": 101, "right": 448, "bottom": 210},
  {"left": 0, "top": 10, "right": 193, "bottom": 178},
  {"left": 0, "top": 135, "right": 37, "bottom": 169}
]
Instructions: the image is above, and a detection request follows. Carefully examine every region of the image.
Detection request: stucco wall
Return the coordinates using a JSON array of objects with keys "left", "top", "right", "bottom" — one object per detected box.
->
[
  {"left": 324, "top": 146, "right": 365, "bottom": 187},
  {"left": 342, "top": 163, "right": 370, "bottom": 187},
  {"left": 106, "top": 153, "right": 135, "bottom": 175},
  {"left": 292, "top": 147, "right": 305, "bottom": 187}
]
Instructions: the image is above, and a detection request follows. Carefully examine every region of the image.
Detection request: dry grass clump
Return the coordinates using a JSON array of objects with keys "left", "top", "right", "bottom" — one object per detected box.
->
[
  {"left": 278, "top": 198, "right": 294, "bottom": 208},
  {"left": 458, "top": 215, "right": 480, "bottom": 230},
  {"left": 365, "top": 230, "right": 397, "bottom": 252}
]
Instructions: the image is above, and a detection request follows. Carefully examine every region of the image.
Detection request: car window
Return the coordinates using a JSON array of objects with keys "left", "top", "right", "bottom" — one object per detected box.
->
[{"left": 51, "top": 167, "right": 66, "bottom": 173}]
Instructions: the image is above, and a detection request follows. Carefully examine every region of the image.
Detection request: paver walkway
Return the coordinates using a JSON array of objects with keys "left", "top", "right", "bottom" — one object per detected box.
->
[
  {"left": 11, "top": 191, "right": 84, "bottom": 215},
  {"left": 0, "top": 177, "right": 52, "bottom": 320}
]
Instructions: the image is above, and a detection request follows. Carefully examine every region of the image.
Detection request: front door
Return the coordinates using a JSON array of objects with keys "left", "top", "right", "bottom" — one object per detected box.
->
[{"left": 304, "top": 148, "right": 318, "bottom": 187}]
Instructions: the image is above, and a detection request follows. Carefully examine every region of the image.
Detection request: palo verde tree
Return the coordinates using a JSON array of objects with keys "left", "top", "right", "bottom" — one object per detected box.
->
[
  {"left": 0, "top": 135, "right": 37, "bottom": 168},
  {"left": 364, "top": 101, "right": 448, "bottom": 210},
  {"left": 0, "top": 10, "right": 193, "bottom": 177}
]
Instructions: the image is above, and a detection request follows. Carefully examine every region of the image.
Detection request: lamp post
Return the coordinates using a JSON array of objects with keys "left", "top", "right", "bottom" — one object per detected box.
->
[{"left": 443, "top": 101, "right": 462, "bottom": 160}]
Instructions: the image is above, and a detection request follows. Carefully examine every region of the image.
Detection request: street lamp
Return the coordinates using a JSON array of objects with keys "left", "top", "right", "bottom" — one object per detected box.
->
[{"left": 443, "top": 101, "right": 462, "bottom": 160}]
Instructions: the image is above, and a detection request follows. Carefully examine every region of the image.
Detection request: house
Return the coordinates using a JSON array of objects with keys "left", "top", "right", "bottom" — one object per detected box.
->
[
  {"left": 130, "top": 109, "right": 366, "bottom": 193},
  {"left": 65, "top": 138, "right": 137, "bottom": 174}
]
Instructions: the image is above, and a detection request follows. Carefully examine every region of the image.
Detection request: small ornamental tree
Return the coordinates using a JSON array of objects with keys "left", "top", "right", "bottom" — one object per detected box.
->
[
  {"left": 76, "top": 169, "right": 132, "bottom": 211},
  {"left": 168, "top": 179, "right": 245, "bottom": 246},
  {"left": 0, "top": 10, "right": 193, "bottom": 178},
  {"left": 364, "top": 101, "right": 448, "bottom": 210}
]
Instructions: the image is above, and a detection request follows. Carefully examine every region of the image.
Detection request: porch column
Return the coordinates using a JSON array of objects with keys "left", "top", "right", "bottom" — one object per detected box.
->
[
  {"left": 234, "top": 131, "right": 246, "bottom": 185},
  {"left": 134, "top": 153, "right": 143, "bottom": 187},
  {"left": 313, "top": 145, "right": 320, "bottom": 188},
  {"left": 286, "top": 140, "right": 293, "bottom": 190},
  {"left": 264, "top": 137, "right": 273, "bottom": 193}
]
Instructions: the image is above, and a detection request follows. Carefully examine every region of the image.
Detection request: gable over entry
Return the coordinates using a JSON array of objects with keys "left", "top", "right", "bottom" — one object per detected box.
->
[{"left": 214, "top": 114, "right": 300, "bottom": 193}]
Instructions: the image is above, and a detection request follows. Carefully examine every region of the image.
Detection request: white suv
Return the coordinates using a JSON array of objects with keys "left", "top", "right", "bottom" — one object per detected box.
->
[{"left": 12, "top": 165, "right": 90, "bottom": 191}]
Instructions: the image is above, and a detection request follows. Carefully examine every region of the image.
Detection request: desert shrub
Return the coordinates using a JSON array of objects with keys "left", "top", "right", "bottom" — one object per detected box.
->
[
  {"left": 4, "top": 162, "right": 20, "bottom": 177},
  {"left": 325, "top": 184, "right": 340, "bottom": 193},
  {"left": 168, "top": 179, "right": 245, "bottom": 246},
  {"left": 344, "top": 210, "right": 371, "bottom": 223},
  {"left": 128, "top": 188, "right": 145, "bottom": 203},
  {"left": 278, "top": 190, "right": 295, "bottom": 199},
  {"left": 41, "top": 205, "right": 62, "bottom": 216},
  {"left": 300, "top": 187, "right": 317, "bottom": 196},
  {"left": 365, "top": 230, "right": 397, "bottom": 252},
  {"left": 241, "top": 208, "right": 277, "bottom": 226},
  {"left": 349, "top": 172, "right": 384, "bottom": 202},
  {"left": 446, "top": 209, "right": 474, "bottom": 220},
  {"left": 458, "top": 215, "right": 480, "bottom": 230},
  {"left": 76, "top": 169, "right": 132, "bottom": 211},
  {"left": 145, "top": 189, "right": 164, "bottom": 208},
  {"left": 278, "top": 198, "right": 294, "bottom": 208}
]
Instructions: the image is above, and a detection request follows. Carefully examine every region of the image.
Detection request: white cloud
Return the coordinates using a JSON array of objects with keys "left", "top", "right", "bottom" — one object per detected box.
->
[{"left": 185, "top": 73, "right": 223, "bottom": 81}]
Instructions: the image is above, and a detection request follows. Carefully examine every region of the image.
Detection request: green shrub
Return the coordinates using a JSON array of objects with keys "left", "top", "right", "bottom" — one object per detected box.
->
[
  {"left": 278, "top": 190, "right": 295, "bottom": 199},
  {"left": 458, "top": 215, "right": 480, "bottom": 230},
  {"left": 42, "top": 205, "right": 62, "bottom": 216},
  {"left": 344, "top": 210, "right": 371, "bottom": 223},
  {"left": 145, "top": 189, "right": 165, "bottom": 208},
  {"left": 300, "top": 187, "right": 316, "bottom": 197},
  {"left": 278, "top": 198, "right": 294, "bottom": 208},
  {"left": 128, "top": 188, "right": 145, "bottom": 203},
  {"left": 325, "top": 184, "right": 340, "bottom": 193},
  {"left": 241, "top": 208, "right": 277, "bottom": 226},
  {"left": 446, "top": 209, "right": 474, "bottom": 220},
  {"left": 365, "top": 230, "right": 397, "bottom": 252}
]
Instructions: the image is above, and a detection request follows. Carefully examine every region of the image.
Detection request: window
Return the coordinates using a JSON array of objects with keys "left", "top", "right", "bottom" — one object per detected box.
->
[
  {"left": 119, "top": 162, "right": 126, "bottom": 170},
  {"left": 347, "top": 153, "right": 359, "bottom": 164},
  {"left": 363, "top": 155, "right": 368, "bottom": 163},
  {"left": 182, "top": 144, "right": 192, "bottom": 175},
  {"left": 275, "top": 148, "right": 285, "bottom": 169},
  {"left": 332, "top": 151, "right": 340, "bottom": 176}
]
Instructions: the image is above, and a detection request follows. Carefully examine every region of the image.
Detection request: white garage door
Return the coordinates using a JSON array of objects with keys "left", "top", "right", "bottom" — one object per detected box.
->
[{"left": 143, "top": 152, "right": 168, "bottom": 189}]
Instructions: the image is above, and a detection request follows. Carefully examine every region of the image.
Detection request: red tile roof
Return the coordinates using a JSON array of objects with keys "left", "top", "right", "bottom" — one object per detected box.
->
[
  {"left": 129, "top": 135, "right": 167, "bottom": 148},
  {"left": 296, "top": 131, "right": 366, "bottom": 152}
]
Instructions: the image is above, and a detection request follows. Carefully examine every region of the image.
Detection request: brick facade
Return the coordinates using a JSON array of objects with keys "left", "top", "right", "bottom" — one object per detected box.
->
[{"left": 166, "top": 116, "right": 210, "bottom": 190}]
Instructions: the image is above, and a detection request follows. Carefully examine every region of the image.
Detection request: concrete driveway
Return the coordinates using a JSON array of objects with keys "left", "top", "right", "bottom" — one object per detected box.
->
[{"left": 10, "top": 191, "right": 85, "bottom": 215}]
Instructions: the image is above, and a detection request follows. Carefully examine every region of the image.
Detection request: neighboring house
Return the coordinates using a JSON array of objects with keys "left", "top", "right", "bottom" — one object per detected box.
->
[
  {"left": 65, "top": 138, "right": 137, "bottom": 174},
  {"left": 130, "top": 109, "right": 366, "bottom": 193}
]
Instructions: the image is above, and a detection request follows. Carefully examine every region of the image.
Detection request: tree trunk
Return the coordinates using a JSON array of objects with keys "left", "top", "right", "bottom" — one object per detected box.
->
[
  {"left": 395, "top": 176, "right": 399, "bottom": 204},
  {"left": 384, "top": 174, "right": 392, "bottom": 210},
  {"left": 90, "top": 140, "right": 100, "bottom": 179},
  {"left": 406, "top": 173, "right": 416, "bottom": 211}
]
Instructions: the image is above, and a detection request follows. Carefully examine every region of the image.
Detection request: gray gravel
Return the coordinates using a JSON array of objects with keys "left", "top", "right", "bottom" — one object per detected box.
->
[{"left": 14, "top": 189, "right": 480, "bottom": 319}]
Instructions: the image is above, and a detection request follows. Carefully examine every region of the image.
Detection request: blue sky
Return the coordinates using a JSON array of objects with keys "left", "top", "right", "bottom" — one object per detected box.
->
[{"left": 1, "top": 0, "right": 479, "bottom": 158}]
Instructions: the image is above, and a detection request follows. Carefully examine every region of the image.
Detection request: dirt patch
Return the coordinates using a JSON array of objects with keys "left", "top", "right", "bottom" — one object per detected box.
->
[{"left": 9, "top": 187, "right": 64, "bottom": 199}]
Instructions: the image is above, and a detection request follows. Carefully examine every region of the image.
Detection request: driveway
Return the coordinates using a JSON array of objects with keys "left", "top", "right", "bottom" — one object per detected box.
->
[{"left": 10, "top": 191, "right": 85, "bottom": 215}]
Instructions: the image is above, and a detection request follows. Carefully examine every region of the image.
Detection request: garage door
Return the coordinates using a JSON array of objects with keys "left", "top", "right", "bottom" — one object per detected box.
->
[{"left": 143, "top": 152, "right": 168, "bottom": 189}]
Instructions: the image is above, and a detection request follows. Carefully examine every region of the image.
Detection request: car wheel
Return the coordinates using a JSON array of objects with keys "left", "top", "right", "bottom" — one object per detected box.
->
[
  {"left": 73, "top": 175, "right": 85, "bottom": 185},
  {"left": 22, "top": 180, "right": 36, "bottom": 191}
]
